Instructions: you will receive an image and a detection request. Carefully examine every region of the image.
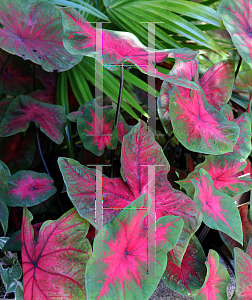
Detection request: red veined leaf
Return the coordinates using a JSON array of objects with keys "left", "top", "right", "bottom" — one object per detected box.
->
[
  {"left": 6, "top": 170, "right": 57, "bottom": 207},
  {"left": 169, "top": 86, "right": 240, "bottom": 154},
  {"left": 117, "top": 114, "right": 132, "bottom": 144},
  {"left": 85, "top": 194, "right": 184, "bottom": 300},
  {"left": 67, "top": 104, "right": 85, "bottom": 122},
  {"left": 77, "top": 99, "right": 118, "bottom": 156},
  {"left": 0, "top": 161, "right": 9, "bottom": 235},
  {"left": 194, "top": 249, "right": 230, "bottom": 300},
  {"left": 237, "top": 158, "right": 252, "bottom": 178},
  {"left": 220, "top": 104, "right": 251, "bottom": 159},
  {"left": 3, "top": 222, "right": 43, "bottom": 252},
  {"left": 191, "top": 168, "right": 243, "bottom": 244},
  {"left": 0, "top": 49, "right": 42, "bottom": 96},
  {"left": 217, "top": 0, "right": 252, "bottom": 68},
  {"left": 58, "top": 120, "right": 202, "bottom": 266},
  {"left": 59, "top": 7, "right": 200, "bottom": 91},
  {"left": 0, "top": 95, "right": 67, "bottom": 144},
  {"left": 163, "top": 235, "right": 206, "bottom": 297},
  {"left": 0, "top": 0, "right": 82, "bottom": 72},
  {"left": 0, "top": 98, "right": 13, "bottom": 123},
  {"left": 22, "top": 206, "right": 92, "bottom": 300},
  {"left": 199, "top": 60, "right": 235, "bottom": 110},
  {"left": 232, "top": 247, "right": 252, "bottom": 299},
  {"left": 220, "top": 204, "right": 252, "bottom": 257},
  {"left": 176, "top": 155, "right": 252, "bottom": 199},
  {"left": 0, "top": 130, "right": 35, "bottom": 174}
]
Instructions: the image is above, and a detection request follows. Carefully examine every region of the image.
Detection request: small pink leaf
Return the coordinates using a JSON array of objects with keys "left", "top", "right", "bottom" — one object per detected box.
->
[
  {"left": 192, "top": 168, "right": 243, "bottom": 244},
  {"left": 163, "top": 235, "right": 206, "bottom": 297},
  {"left": 232, "top": 248, "right": 252, "bottom": 299},
  {"left": 177, "top": 155, "right": 252, "bottom": 199},
  {"left": 0, "top": 0, "right": 82, "bottom": 71},
  {"left": 59, "top": 7, "right": 200, "bottom": 90},
  {"left": 0, "top": 95, "right": 67, "bottom": 144},
  {"left": 169, "top": 86, "right": 240, "bottom": 154},
  {"left": 85, "top": 194, "right": 184, "bottom": 300},
  {"left": 194, "top": 249, "right": 230, "bottom": 300},
  {"left": 6, "top": 170, "right": 57, "bottom": 207},
  {"left": 67, "top": 104, "right": 85, "bottom": 122},
  {"left": 22, "top": 206, "right": 92, "bottom": 299},
  {"left": 77, "top": 99, "right": 118, "bottom": 156},
  {"left": 218, "top": 0, "right": 252, "bottom": 68}
]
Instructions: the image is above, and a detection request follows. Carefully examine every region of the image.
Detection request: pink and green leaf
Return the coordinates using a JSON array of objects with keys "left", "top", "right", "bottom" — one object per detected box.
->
[
  {"left": 169, "top": 86, "right": 240, "bottom": 154},
  {"left": 77, "top": 99, "right": 118, "bottom": 156},
  {"left": 59, "top": 7, "right": 200, "bottom": 90},
  {"left": 22, "top": 206, "right": 92, "bottom": 300},
  {"left": 217, "top": 0, "right": 252, "bottom": 68},
  {"left": 85, "top": 194, "right": 184, "bottom": 300},
  {"left": 0, "top": 95, "right": 67, "bottom": 144},
  {"left": 6, "top": 170, "right": 57, "bottom": 207},
  {"left": 194, "top": 249, "right": 230, "bottom": 300},
  {"left": 177, "top": 155, "right": 252, "bottom": 199},
  {"left": 192, "top": 168, "right": 243, "bottom": 244},
  {"left": 58, "top": 120, "right": 202, "bottom": 266},
  {"left": 0, "top": 0, "right": 82, "bottom": 72},
  {"left": 67, "top": 104, "right": 85, "bottom": 122},
  {"left": 117, "top": 114, "right": 133, "bottom": 144},
  {"left": 163, "top": 234, "right": 206, "bottom": 297},
  {"left": 232, "top": 248, "right": 252, "bottom": 299}
]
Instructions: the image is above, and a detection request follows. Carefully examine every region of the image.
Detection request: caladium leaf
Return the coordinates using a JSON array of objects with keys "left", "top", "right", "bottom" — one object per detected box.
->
[
  {"left": 220, "top": 104, "right": 251, "bottom": 160},
  {"left": 0, "top": 95, "right": 67, "bottom": 144},
  {"left": 217, "top": 0, "right": 252, "bottom": 68},
  {"left": 85, "top": 194, "right": 184, "bottom": 300},
  {"left": 194, "top": 249, "right": 230, "bottom": 300},
  {"left": 192, "top": 168, "right": 243, "bottom": 244},
  {"left": 0, "top": 0, "right": 82, "bottom": 72},
  {"left": 232, "top": 248, "right": 252, "bottom": 299},
  {"left": 0, "top": 130, "right": 35, "bottom": 174},
  {"left": 67, "top": 103, "right": 85, "bottom": 122},
  {"left": 0, "top": 162, "right": 9, "bottom": 235},
  {"left": 163, "top": 235, "right": 206, "bottom": 297},
  {"left": 117, "top": 115, "right": 132, "bottom": 144},
  {"left": 21, "top": 206, "right": 92, "bottom": 300},
  {"left": 59, "top": 7, "right": 200, "bottom": 90},
  {"left": 220, "top": 204, "right": 252, "bottom": 257},
  {"left": 169, "top": 86, "right": 240, "bottom": 154},
  {"left": 6, "top": 170, "right": 57, "bottom": 207},
  {"left": 77, "top": 99, "right": 118, "bottom": 156},
  {"left": 176, "top": 155, "right": 252, "bottom": 199},
  {"left": 58, "top": 120, "right": 202, "bottom": 266}
]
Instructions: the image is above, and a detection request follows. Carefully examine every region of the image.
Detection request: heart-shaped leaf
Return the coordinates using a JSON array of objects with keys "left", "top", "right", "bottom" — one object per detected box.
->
[
  {"left": 0, "top": 95, "right": 67, "bottom": 144},
  {"left": 192, "top": 168, "right": 243, "bottom": 244},
  {"left": 59, "top": 7, "right": 200, "bottom": 90},
  {"left": 0, "top": 0, "right": 82, "bottom": 71},
  {"left": 85, "top": 194, "right": 184, "bottom": 300},
  {"left": 6, "top": 170, "right": 57, "bottom": 207},
  {"left": 169, "top": 86, "right": 240, "bottom": 154},
  {"left": 194, "top": 249, "right": 230, "bottom": 300},
  {"left": 163, "top": 234, "right": 206, "bottom": 297},
  {"left": 21, "top": 206, "right": 92, "bottom": 299},
  {"left": 58, "top": 120, "right": 202, "bottom": 266},
  {"left": 218, "top": 0, "right": 252, "bottom": 68},
  {"left": 177, "top": 155, "right": 252, "bottom": 199},
  {"left": 77, "top": 99, "right": 118, "bottom": 156}
]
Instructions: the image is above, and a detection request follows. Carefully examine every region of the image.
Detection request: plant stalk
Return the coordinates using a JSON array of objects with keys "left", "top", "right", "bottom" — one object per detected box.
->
[
  {"left": 235, "top": 55, "right": 242, "bottom": 80},
  {"left": 162, "top": 133, "right": 174, "bottom": 150}
]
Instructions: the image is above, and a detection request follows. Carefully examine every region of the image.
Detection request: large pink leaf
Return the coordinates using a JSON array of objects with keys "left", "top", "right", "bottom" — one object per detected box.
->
[
  {"left": 85, "top": 194, "right": 184, "bottom": 300},
  {"left": 59, "top": 7, "right": 200, "bottom": 90},
  {"left": 58, "top": 120, "right": 202, "bottom": 266},
  {"left": 163, "top": 235, "right": 206, "bottom": 297},
  {"left": 77, "top": 99, "right": 118, "bottom": 156},
  {"left": 0, "top": 95, "right": 67, "bottom": 144},
  {"left": 217, "top": 0, "right": 252, "bottom": 68},
  {"left": 232, "top": 248, "right": 252, "bottom": 299},
  {"left": 169, "top": 86, "right": 240, "bottom": 154},
  {"left": 0, "top": 0, "right": 81, "bottom": 72},
  {"left": 194, "top": 249, "right": 230, "bottom": 300},
  {"left": 6, "top": 170, "right": 57, "bottom": 207},
  {"left": 21, "top": 206, "right": 92, "bottom": 299},
  {"left": 192, "top": 168, "right": 243, "bottom": 244},
  {"left": 176, "top": 155, "right": 252, "bottom": 199}
]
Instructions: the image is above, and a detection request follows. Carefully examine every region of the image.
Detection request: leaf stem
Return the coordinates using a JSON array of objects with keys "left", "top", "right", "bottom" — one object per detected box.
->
[
  {"left": 235, "top": 55, "right": 242, "bottom": 80},
  {"left": 111, "top": 63, "right": 124, "bottom": 178},
  {"left": 0, "top": 53, "right": 11, "bottom": 80},
  {"left": 162, "top": 133, "right": 174, "bottom": 150}
]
